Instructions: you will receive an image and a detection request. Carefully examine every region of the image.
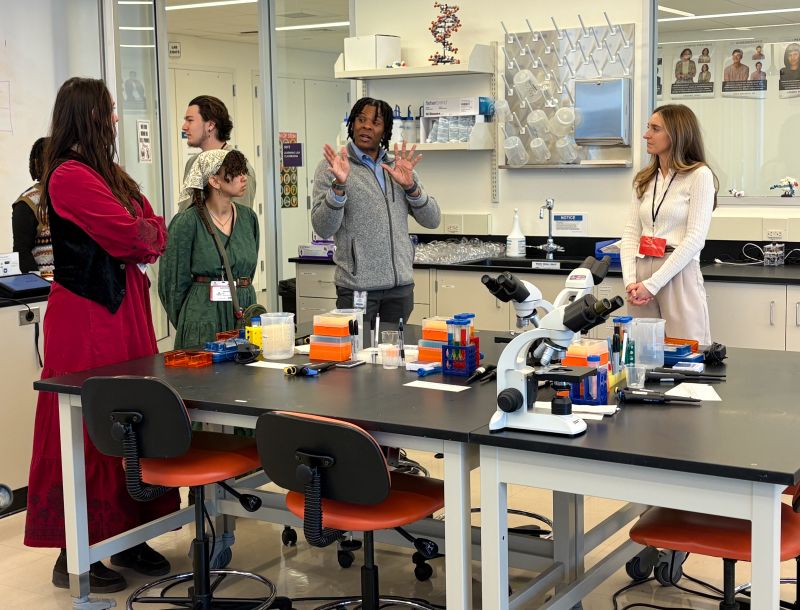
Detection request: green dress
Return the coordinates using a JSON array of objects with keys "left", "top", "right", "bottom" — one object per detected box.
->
[{"left": 159, "top": 204, "right": 259, "bottom": 349}]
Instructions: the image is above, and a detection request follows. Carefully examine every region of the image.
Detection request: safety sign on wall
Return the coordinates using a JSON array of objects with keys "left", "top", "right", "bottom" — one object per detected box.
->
[
  {"left": 137, "top": 120, "right": 152, "bottom": 164},
  {"left": 552, "top": 214, "right": 588, "bottom": 236},
  {"left": 279, "top": 132, "right": 300, "bottom": 208}
]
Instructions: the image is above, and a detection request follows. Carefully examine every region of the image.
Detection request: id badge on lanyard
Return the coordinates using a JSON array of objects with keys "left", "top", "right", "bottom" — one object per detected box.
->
[
  {"left": 353, "top": 290, "right": 367, "bottom": 311},
  {"left": 639, "top": 171, "right": 676, "bottom": 258},
  {"left": 210, "top": 281, "right": 232, "bottom": 302}
]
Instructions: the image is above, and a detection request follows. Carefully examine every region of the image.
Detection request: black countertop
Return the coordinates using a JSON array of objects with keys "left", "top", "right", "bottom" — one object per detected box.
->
[
  {"left": 473, "top": 346, "right": 800, "bottom": 485},
  {"left": 291, "top": 257, "right": 800, "bottom": 285},
  {"left": 0, "top": 294, "right": 49, "bottom": 309}
]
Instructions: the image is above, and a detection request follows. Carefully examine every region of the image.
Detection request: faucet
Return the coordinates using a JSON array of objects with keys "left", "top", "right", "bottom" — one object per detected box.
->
[{"left": 534, "top": 198, "right": 565, "bottom": 260}]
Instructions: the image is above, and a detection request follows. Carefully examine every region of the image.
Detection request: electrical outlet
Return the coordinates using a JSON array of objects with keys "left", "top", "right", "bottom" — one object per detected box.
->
[
  {"left": 767, "top": 229, "right": 785, "bottom": 240},
  {"left": 18, "top": 307, "right": 41, "bottom": 326}
]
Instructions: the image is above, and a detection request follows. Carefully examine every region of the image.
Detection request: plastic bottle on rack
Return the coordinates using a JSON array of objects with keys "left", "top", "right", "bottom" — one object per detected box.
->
[
  {"left": 403, "top": 105, "right": 417, "bottom": 144},
  {"left": 389, "top": 104, "right": 404, "bottom": 146},
  {"left": 506, "top": 208, "right": 526, "bottom": 258}
]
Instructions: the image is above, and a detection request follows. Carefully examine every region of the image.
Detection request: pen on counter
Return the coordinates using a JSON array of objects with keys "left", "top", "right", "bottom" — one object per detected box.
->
[
  {"left": 398, "top": 317, "right": 405, "bottom": 364},
  {"left": 348, "top": 319, "right": 357, "bottom": 356},
  {"left": 374, "top": 313, "right": 380, "bottom": 348}
]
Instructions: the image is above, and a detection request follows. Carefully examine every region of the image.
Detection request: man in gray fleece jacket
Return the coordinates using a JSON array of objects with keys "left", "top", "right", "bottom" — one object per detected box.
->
[{"left": 311, "top": 97, "right": 440, "bottom": 325}]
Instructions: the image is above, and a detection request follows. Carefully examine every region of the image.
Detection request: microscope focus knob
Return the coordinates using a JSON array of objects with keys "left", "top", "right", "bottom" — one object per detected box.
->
[{"left": 497, "top": 388, "right": 524, "bottom": 413}]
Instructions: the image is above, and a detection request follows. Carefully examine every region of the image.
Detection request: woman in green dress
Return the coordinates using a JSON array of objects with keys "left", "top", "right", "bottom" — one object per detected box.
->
[{"left": 159, "top": 148, "right": 259, "bottom": 349}]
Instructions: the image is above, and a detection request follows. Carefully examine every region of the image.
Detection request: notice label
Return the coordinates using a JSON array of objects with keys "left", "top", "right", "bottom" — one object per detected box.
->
[{"left": 553, "top": 214, "right": 588, "bottom": 236}]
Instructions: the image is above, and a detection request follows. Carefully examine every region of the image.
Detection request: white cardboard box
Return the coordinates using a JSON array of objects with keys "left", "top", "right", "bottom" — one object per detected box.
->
[{"left": 344, "top": 35, "right": 401, "bottom": 71}]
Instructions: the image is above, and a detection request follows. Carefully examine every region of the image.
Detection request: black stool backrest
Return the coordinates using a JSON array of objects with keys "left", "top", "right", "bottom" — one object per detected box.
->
[
  {"left": 82, "top": 376, "right": 192, "bottom": 459},
  {"left": 256, "top": 411, "right": 390, "bottom": 505}
]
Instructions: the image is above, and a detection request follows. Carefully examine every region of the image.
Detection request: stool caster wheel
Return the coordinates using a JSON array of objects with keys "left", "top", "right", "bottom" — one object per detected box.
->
[
  {"left": 626, "top": 546, "right": 660, "bottom": 581},
  {"left": 281, "top": 526, "right": 297, "bottom": 547},
  {"left": 210, "top": 546, "right": 232, "bottom": 569},
  {"left": 414, "top": 561, "right": 433, "bottom": 582},
  {"left": 337, "top": 549, "right": 355, "bottom": 568},
  {"left": 654, "top": 550, "right": 685, "bottom": 586}
]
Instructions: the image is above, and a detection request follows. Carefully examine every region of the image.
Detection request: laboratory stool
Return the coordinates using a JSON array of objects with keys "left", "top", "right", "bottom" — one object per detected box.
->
[
  {"left": 256, "top": 411, "right": 444, "bottom": 610},
  {"left": 629, "top": 502, "right": 800, "bottom": 609},
  {"left": 82, "top": 375, "right": 288, "bottom": 610}
]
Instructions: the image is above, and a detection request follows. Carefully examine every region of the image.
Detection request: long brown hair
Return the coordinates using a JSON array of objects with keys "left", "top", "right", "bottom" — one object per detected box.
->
[
  {"left": 634, "top": 104, "right": 719, "bottom": 208},
  {"left": 39, "top": 77, "right": 142, "bottom": 224}
]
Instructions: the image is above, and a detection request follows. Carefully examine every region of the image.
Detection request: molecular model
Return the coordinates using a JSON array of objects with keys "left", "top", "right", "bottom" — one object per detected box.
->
[{"left": 429, "top": 2, "right": 461, "bottom": 65}]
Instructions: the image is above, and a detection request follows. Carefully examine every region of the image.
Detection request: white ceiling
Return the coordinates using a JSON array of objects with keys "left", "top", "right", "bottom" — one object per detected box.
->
[
  {"left": 163, "top": 1, "right": 799, "bottom": 50},
  {"left": 164, "top": 0, "right": 349, "bottom": 53},
  {"left": 658, "top": 0, "right": 800, "bottom": 33}
]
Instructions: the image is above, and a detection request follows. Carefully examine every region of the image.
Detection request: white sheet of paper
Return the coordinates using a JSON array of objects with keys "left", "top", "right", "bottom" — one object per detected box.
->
[
  {"left": 294, "top": 344, "right": 311, "bottom": 354},
  {"left": 246, "top": 361, "right": 288, "bottom": 370},
  {"left": 404, "top": 380, "right": 471, "bottom": 393},
  {"left": 534, "top": 401, "right": 617, "bottom": 415},
  {"left": 665, "top": 383, "right": 721, "bottom": 401}
]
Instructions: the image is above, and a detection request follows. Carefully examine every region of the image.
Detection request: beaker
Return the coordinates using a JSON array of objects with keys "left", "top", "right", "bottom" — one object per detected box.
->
[{"left": 631, "top": 318, "right": 665, "bottom": 369}]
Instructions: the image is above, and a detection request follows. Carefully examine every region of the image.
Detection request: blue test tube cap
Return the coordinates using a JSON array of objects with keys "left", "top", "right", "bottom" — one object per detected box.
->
[
  {"left": 454, "top": 313, "right": 476, "bottom": 320},
  {"left": 612, "top": 316, "right": 633, "bottom": 323}
]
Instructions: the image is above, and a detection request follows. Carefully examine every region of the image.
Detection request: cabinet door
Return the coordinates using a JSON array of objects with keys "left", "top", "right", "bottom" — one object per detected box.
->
[
  {"left": 297, "top": 296, "right": 337, "bottom": 326},
  {"left": 408, "top": 303, "right": 430, "bottom": 327},
  {"left": 785, "top": 286, "right": 800, "bottom": 352},
  {"left": 434, "top": 270, "right": 510, "bottom": 331},
  {"left": 414, "top": 269, "right": 431, "bottom": 304},
  {"left": 592, "top": 277, "right": 627, "bottom": 339},
  {"left": 706, "top": 282, "right": 786, "bottom": 350},
  {"left": 296, "top": 264, "right": 337, "bottom": 299},
  {"left": 507, "top": 273, "right": 572, "bottom": 329}
]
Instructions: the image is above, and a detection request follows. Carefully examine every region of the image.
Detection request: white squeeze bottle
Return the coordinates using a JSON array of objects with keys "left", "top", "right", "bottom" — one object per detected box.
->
[{"left": 506, "top": 208, "right": 526, "bottom": 258}]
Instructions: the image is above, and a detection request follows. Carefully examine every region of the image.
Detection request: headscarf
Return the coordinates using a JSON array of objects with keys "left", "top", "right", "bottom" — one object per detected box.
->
[{"left": 179, "top": 148, "right": 230, "bottom": 202}]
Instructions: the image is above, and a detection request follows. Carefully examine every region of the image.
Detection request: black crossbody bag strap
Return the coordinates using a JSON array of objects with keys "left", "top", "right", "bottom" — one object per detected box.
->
[{"left": 196, "top": 204, "right": 242, "bottom": 320}]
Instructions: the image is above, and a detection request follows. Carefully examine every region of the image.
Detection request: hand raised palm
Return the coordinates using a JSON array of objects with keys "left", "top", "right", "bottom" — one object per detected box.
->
[
  {"left": 383, "top": 142, "right": 422, "bottom": 190},
  {"left": 323, "top": 144, "right": 350, "bottom": 184}
]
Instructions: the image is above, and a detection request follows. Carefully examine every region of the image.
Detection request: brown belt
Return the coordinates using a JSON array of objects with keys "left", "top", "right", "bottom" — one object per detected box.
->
[
  {"left": 192, "top": 275, "right": 252, "bottom": 287},
  {"left": 665, "top": 246, "right": 675, "bottom": 253}
]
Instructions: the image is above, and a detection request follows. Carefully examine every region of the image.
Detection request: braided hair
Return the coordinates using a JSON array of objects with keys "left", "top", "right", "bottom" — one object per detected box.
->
[
  {"left": 346, "top": 97, "right": 394, "bottom": 150},
  {"left": 190, "top": 149, "right": 249, "bottom": 236}
]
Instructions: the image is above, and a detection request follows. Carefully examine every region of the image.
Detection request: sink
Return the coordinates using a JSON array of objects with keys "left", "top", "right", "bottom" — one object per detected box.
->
[{"left": 469, "top": 257, "right": 590, "bottom": 269}]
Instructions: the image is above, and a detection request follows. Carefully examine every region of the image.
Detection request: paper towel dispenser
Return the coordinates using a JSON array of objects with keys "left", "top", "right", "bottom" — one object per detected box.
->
[{"left": 574, "top": 78, "right": 631, "bottom": 146}]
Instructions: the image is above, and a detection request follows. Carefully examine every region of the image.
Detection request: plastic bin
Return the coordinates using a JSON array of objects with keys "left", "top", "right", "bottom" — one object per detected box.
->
[
  {"left": 278, "top": 278, "right": 297, "bottom": 316},
  {"left": 595, "top": 239, "right": 621, "bottom": 267}
]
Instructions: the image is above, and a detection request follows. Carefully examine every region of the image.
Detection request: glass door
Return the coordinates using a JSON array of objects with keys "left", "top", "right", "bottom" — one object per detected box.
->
[{"left": 105, "top": 0, "right": 170, "bottom": 341}]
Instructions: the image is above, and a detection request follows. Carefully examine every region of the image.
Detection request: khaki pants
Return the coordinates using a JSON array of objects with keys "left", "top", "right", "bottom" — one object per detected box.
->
[{"left": 629, "top": 256, "right": 712, "bottom": 344}]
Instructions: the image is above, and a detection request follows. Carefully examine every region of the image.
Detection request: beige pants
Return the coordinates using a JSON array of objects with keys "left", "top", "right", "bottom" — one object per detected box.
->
[{"left": 629, "top": 256, "right": 712, "bottom": 344}]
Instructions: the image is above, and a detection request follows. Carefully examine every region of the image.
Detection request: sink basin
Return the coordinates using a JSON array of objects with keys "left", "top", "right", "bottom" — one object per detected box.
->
[{"left": 469, "top": 257, "right": 590, "bottom": 269}]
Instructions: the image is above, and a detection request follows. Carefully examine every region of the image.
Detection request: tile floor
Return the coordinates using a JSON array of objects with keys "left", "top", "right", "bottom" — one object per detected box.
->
[{"left": 1, "top": 450, "right": 797, "bottom": 609}]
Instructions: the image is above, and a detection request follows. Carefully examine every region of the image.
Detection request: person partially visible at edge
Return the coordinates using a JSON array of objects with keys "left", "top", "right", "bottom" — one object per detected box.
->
[
  {"left": 11, "top": 137, "right": 54, "bottom": 278},
  {"left": 311, "top": 96, "right": 441, "bottom": 326},
  {"left": 159, "top": 148, "right": 259, "bottom": 349},
  {"left": 620, "top": 104, "right": 719, "bottom": 344},
  {"left": 178, "top": 94, "right": 257, "bottom": 211},
  {"left": 24, "top": 77, "right": 176, "bottom": 593}
]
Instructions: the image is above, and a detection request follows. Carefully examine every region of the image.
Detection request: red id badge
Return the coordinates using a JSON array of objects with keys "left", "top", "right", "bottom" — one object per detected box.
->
[{"left": 639, "top": 236, "right": 667, "bottom": 257}]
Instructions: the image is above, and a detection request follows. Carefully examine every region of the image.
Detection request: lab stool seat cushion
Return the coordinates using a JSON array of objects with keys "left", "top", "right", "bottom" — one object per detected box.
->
[
  {"left": 630, "top": 504, "right": 800, "bottom": 562},
  {"left": 285, "top": 471, "right": 444, "bottom": 532},
  {"left": 136, "top": 431, "right": 260, "bottom": 488}
]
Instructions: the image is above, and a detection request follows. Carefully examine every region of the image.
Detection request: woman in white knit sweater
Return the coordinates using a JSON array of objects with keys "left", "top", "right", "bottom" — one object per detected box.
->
[{"left": 620, "top": 104, "right": 718, "bottom": 343}]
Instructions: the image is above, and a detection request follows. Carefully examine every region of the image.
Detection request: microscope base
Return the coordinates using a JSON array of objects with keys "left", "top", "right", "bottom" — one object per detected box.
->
[{"left": 489, "top": 409, "right": 587, "bottom": 437}]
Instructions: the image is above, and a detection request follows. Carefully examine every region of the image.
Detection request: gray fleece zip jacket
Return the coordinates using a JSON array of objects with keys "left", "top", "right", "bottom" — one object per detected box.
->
[{"left": 311, "top": 143, "right": 441, "bottom": 292}]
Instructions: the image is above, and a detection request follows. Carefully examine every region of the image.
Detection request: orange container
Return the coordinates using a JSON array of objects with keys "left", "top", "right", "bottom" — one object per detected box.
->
[
  {"left": 666, "top": 336, "right": 700, "bottom": 353},
  {"left": 561, "top": 353, "right": 609, "bottom": 367},
  {"left": 313, "top": 313, "right": 352, "bottom": 337},
  {"left": 309, "top": 342, "right": 352, "bottom": 362},
  {"left": 165, "top": 350, "right": 212, "bottom": 368},
  {"left": 421, "top": 317, "right": 449, "bottom": 342},
  {"left": 216, "top": 330, "right": 240, "bottom": 341}
]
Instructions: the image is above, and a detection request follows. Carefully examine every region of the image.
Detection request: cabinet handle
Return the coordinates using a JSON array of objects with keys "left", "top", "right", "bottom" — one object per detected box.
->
[
  {"left": 317, "top": 280, "right": 335, "bottom": 285},
  {"left": 796, "top": 303, "right": 799, "bottom": 327},
  {"left": 496, "top": 298, "right": 501, "bottom": 310},
  {"left": 770, "top": 300, "right": 775, "bottom": 326}
]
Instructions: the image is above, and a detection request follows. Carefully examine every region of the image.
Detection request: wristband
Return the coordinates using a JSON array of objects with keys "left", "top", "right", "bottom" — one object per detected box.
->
[
  {"left": 331, "top": 179, "right": 346, "bottom": 191},
  {"left": 404, "top": 182, "right": 420, "bottom": 195}
]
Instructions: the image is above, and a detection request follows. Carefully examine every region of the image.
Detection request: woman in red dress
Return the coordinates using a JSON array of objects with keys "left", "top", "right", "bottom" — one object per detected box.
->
[{"left": 24, "top": 77, "right": 179, "bottom": 593}]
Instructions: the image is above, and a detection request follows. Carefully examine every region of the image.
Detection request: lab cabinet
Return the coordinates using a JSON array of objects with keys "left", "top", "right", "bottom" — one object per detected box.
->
[
  {"left": 296, "top": 264, "right": 337, "bottom": 299},
  {"left": 297, "top": 296, "right": 337, "bottom": 326},
  {"left": 434, "top": 269, "right": 510, "bottom": 331},
  {"left": 705, "top": 282, "right": 787, "bottom": 350},
  {"left": 785, "top": 286, "right": 800, "bottom": 352}
]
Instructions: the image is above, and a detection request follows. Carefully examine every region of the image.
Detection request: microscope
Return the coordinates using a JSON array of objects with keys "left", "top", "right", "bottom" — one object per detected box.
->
[{"left": 483, "top": 256, "right": 624, "bottom": 436}]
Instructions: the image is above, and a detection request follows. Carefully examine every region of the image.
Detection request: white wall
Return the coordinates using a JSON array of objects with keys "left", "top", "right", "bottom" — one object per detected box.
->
[
  {"left": 353, "top": 0, "right": 652, "bottom": 238},
  {"left": 0, "top": 0, "right": 102, "bottom": 256}
]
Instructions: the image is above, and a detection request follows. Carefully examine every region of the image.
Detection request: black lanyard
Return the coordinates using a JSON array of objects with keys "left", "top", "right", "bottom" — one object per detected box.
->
[{"left": 651, "top": 171, "right": 677, "bottom": 228}]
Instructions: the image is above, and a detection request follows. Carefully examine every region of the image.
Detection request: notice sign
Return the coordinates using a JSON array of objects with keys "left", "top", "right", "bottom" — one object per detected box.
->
[
  {"left": 136, "top": 120, "right": 152, "bottom": 164},
  {"left": 282, "top": 142, "right": 303, "bottom": 167},
  {"left": 0, "top": 253, "right": 21, "bottom": 276},
  {"left": 168, "top": 42, "right": 181, "bottom": 59},
  {"left": 553, "top": 214, "right": 588, "bottom": 237}
]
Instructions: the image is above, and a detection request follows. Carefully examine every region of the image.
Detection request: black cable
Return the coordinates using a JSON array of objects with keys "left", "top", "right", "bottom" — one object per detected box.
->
[
  {"left": 203, "top": 501, "right": 216, "bottom": 568},
  {"left": 0, "top": 296, "right": 43, "bottom": 367}
]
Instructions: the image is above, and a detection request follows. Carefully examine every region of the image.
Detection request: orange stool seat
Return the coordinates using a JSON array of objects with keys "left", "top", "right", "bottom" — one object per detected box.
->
[
  {"left": 630, "top": 504, "right": 800, "bottom": 562},
  {"left": 137, "top": 431, "right": 260, "bottom": 488},
  {"left": 286, "top": 472, "right": 444, "bottom": 532}
]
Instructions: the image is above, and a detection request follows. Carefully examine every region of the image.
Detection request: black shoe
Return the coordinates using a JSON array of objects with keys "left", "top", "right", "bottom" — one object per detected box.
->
[
  {"left": 52, "top": 549, "right": 127, "bottom": 594},
  {"left": 110, "top": 542, "right": 171, "bottom": 577}
]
